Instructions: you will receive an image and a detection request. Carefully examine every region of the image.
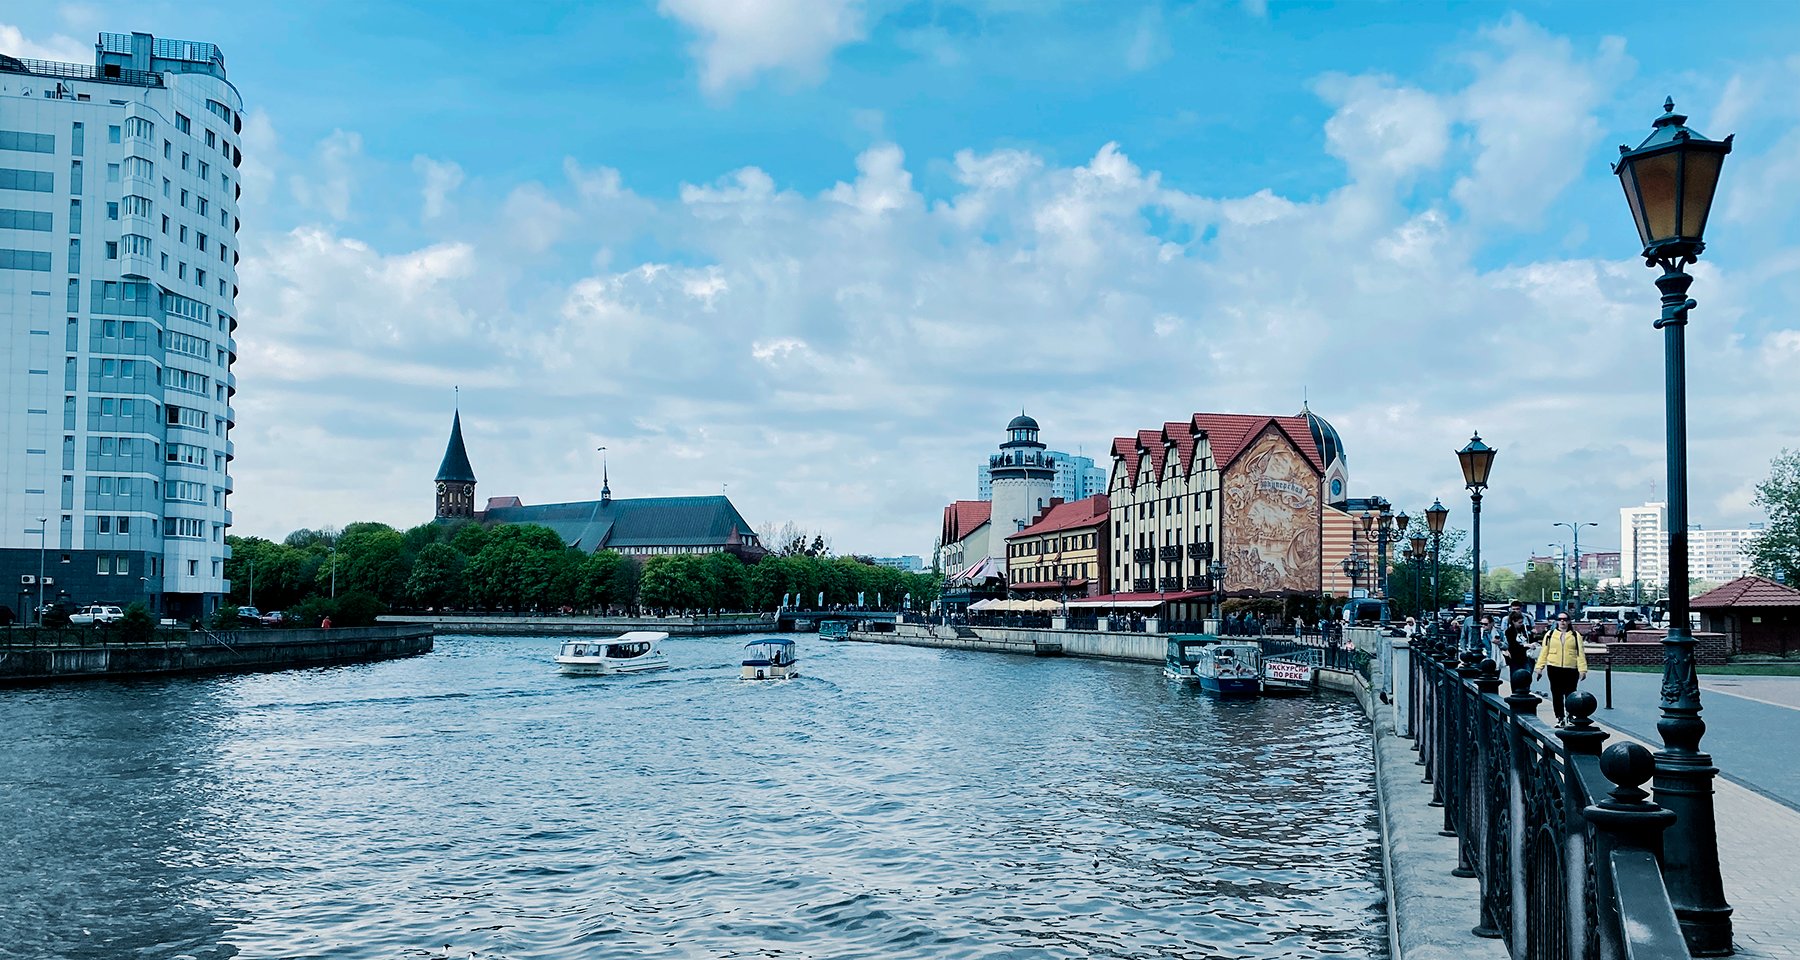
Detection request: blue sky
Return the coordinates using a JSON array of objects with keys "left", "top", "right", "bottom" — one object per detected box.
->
[{"left": 8, "top": 1, "right": 1800, "bottom": 571}]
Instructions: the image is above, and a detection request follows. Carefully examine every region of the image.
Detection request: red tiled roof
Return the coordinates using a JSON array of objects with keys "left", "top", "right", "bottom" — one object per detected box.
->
[
  {"left": 1190, "top": 413, "right": 1324, "bottom": 472},
  {"left": 1137, "top": 429, "right": 1166, "bottom": 477},
  {"left": 1691, "top": 576, "right": 1800, "bottom": 609},
  {"left": 1008, "top": 494, "right": 1109, "bottom": 540},
  {"left": 941, "top": 500, "right": 991, "bottom": 545}
]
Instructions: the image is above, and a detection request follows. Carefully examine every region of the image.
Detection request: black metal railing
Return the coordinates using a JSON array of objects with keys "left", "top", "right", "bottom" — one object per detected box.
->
[
  {"left": 1132, "top": 548, "right": 1154, "bottom": 562},
  {"left": 1186, "top": 575, "right": 1212, "bottom": 591},
  {"left": 1157, "top": 576, "right": 1181, "bottom": 592},
  {"left": 1132, "top": 578, "right": 1153, "bottom": 593},
  {"left": 1187, "top": 541, "right": 1213, "bottom": 559},
  {"left": 1159, "top": 545, "right": 1182, "bottom": 561},
  {"left": 9, "top": 56, "right": 164, "bottom": 88},
  {"left": 1065, "top": 614, "right": 1099, "bottom": 631},
  {"left": 1407, "top": 635, "right": 1689, "bottom": 960},
  {"left": 1260, "top": 635, "right": 1358, "bottom": 672}
]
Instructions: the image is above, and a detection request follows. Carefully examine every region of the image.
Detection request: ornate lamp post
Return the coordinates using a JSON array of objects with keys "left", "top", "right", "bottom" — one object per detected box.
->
[
  {"left": 1425, "top": 499, "right": 1448, "bottom": 639},
  {"left": 1614, "top": 97, "right": 1734, "bottom": 955},
  {"left": 1340, "top": 552, "right": 1368, "bottom": 598},
  {"left": 1355, "top": 503, "right": 1409, "bottom": 608},
  {"left": 1408, "top": 532, "right": 1428, "bottom": 620},
  {"left": 1456, "top": 434, "right": 1496, "bottom": 652}
]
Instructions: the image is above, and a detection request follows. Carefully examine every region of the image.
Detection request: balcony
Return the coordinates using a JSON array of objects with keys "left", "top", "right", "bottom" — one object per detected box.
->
[
  {"left": 1187, "top": 575, "right": 1213, "bottom": 592},
  {"left": 1133, "top": 548, "right": 1153, "bottom": 562},
  {"left": 1159, "top": 577, "right": 1182, "bottom": 593},
  {"left": 1187, "top": 541, "right": 1213, "bottom": 559},
  {"left": 1159, "top": 545, "right": 1182, "bottom": 561},
  {"left": 1132, "top": 578, "right": 1153, "bottom": 593}
]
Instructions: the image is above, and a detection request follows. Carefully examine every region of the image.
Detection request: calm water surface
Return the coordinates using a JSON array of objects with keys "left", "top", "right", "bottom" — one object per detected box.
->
[{"left": 0, "top": 634, "right": 1385, "bottom": 959}]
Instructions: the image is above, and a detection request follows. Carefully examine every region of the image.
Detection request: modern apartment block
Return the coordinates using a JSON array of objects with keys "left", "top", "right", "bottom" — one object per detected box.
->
[
  {"left": 0, "top": 33, "right": 242, "bottom": 622},
  {"left": 978, "top": 449, "right": 1106, "bottom": 503},
  {"left": 1619, "top": 501, "right": 1760, "bottom": 592}
]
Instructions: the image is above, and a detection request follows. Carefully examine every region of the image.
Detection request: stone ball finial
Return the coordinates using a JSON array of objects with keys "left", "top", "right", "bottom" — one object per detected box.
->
[
  {"left": 1511, "top": 667, "right": 1533, "bottom": 692},
  {"left": 1567, "top": 691, "right": 1598, "bottom": 722},
  {"left": 1601, "top": 742, "right": 1656, "bottom": 792},
  {"left": 1479, "top": 658, "right": 1498, "bottom": 679}
]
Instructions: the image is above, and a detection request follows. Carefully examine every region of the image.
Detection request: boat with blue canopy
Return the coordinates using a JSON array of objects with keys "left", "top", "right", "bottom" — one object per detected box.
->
[
  {"left": 818, "top": 620, "right": 850, "bottom": 640},
  {"left": 741, "top": 638, "right": 799, "bottom": 680},
  {"left": 1163, "top": 635, "right": 1260, "bottom": 696}
]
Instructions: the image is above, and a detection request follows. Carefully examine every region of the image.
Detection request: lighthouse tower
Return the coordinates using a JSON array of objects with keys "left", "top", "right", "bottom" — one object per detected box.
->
[{"left": 986, "top": 414, "right": 1057, "bottom": 565}]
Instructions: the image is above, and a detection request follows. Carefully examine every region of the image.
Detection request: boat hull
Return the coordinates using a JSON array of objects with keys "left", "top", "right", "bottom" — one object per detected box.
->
[
  {"left": 1200, "top": 676, "right": 1261, "bottom": 697},
  {"left": 556, "top": 655, "right": 670, "bottom": 676},
  {"left": 741, "top": 663, "right": 799, "bottom": 681}
]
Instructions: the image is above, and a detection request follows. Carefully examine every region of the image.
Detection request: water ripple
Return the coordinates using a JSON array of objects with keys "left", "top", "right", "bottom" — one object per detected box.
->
[{"left": 0, "top": 634, "right": 1384, "bottom": 959}]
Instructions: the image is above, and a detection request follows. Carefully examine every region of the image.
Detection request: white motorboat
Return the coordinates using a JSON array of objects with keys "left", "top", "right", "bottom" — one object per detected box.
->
[{"left": 554, "top": 631, "right": 671, "bottom": 676}]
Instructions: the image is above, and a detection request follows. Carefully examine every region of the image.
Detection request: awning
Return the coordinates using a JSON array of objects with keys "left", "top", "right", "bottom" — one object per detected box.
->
[
  {"left": 970, "top": 598, "right": 1063, "bottom": 612},
  {"left": 1064, "top": 590, "right": 1212, "bottom": 610}
]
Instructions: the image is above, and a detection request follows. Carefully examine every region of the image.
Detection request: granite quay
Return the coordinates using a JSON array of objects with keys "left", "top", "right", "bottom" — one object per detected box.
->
[{"left": 0, "top": 625, "right": 433, "bottom": 683}]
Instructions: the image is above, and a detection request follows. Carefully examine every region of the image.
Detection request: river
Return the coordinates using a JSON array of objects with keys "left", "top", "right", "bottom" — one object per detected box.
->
[{"left": 0, "top": 633, "right": 1385, "bottom": 959}]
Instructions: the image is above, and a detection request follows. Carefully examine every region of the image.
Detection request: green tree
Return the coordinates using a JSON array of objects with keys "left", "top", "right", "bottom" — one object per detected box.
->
[
  {"left": 578, "top": 550, "right": 624, "bottom": 609},
  {"left": 1748, "top": 449, "right": 1800, "bottom": 585},
  {"left": 118, "top": 602, "right": 155, "bottom": 643},
  {"left": 608, "top": 555, "right": 642, "bottom": 610},
  {"left": 318, "top": 523, "right": 408, "bottom": 606},
  {"left": 450, "top": 521, "right": 490, "bottom": 557},
  {"left": 406, "top": 543, "right": 466, "bottom": 609},
  {"left": 464, "top": 525, "right": 564, "bottom": 611},
  {"left": 1515, "top": 564, "right": 1564, "bottom": 605}
]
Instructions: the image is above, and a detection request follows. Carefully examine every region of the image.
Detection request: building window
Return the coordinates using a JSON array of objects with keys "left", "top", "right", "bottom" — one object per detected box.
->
[
  {"left": 116, "top": 555, "right": 129, "bottom": 575},
  {"left": 70, "top": 160, "right": 82, "bottom": 194},
  {"left": 175, "top": 113, "right": 190, "bottom": 134},
  {"left": 98, "top": 556, "right": 111, "bottom": 575},
  {"left": 105, "top": 241, "right": 118, "bottom": 259},
  {"left": 98, "top": 515, "right": 111, "bottom": 533}
]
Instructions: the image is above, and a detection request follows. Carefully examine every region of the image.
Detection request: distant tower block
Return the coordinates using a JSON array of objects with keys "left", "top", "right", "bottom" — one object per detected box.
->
[{"left": 435, "top": 410, "right": 477, "bottom": 519}]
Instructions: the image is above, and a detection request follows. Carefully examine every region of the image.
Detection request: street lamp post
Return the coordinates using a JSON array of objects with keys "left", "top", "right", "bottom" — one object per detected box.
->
[
  {"left": 1426, "top": 499, "right": 1449, "bottom": 640},
  {"left": 1340, "top": 552, "right": 1368, "bottom": 598},
  {"left": 1613, "top": 96, "right": 1734, "bottom": 954},
  {"left": 1355, "top": 504, "right": 1409, "bottom": 610},
  {"left": 34, "top": 517, "right": 47, "bottom": 626},
  {"left": 1554, "top": 521, "right": 1598, "bottom": 614},
  {"left": 1456, "top": 435, "right": 1496, "bottom": 654},
  {"left": 1408, "top": 532, "right": 1428, "bottom": 620}
]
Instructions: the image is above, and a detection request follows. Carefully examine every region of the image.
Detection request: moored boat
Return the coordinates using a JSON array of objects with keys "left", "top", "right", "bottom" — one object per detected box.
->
[
  {"left": 1198, "top": 641, "right": 1262, "bottom": 697},
  {"left": 1163, "top": 636, "right": 1213, "bottom": 683},
  {"left": 741, "top": 638, "right": 799, "bottom": 680},
  {"left": 1261, "top": 649, "right": 1319, "bottom": 694},
  {"left": 818, "top": 620, "right": 850, "bottom": 640},
  {"left": 554, "top": 631, "right": 671, "bottom": 676}
]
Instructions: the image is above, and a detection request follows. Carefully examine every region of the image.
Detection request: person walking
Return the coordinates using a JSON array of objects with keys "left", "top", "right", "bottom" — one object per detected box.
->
[
  {"left": 1534, "top": 613, "right": 1588, "bottom": 726},
  {"left": 1498, "top": 612, "right": 1532, "bottom": 693}
]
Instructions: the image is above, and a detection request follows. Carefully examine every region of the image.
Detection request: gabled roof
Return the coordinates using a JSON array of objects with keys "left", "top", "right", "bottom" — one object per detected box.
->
[
  {"left": 1189, "top": 413, "right": 1324, "bottom": 472},
  {"left": 436, "top": 411, "right": 477, "bottom": 483},
  {"left": 1691, "top": 576, "right": 1800, "bottom": 609},
  {"left": 1008, "top": 495, "right": 1109, "bottom": 540},
  {"left": 1137, "top": 429, "right": 1166, "bottom": 477},
  {"left": 482, "top": 495, "right": 757, "bottom": 552},
  {"left": 942, "top": 500, "right": 992, "bottom": 545}
]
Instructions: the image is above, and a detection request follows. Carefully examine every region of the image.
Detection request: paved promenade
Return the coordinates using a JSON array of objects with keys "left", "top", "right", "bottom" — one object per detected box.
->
[{"left": 1585, "top": 671, "right": 1800, "bottom": 959}]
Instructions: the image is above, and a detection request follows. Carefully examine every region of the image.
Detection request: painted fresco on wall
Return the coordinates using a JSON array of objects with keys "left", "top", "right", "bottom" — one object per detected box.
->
[{"left": 1221, "top": 429, "right": 1321, "bottom": 593}]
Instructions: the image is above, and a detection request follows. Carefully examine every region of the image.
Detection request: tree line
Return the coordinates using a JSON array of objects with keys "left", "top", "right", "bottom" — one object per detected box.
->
[{"left": 224, "top": 520, "right": 941, "bottom": 627}]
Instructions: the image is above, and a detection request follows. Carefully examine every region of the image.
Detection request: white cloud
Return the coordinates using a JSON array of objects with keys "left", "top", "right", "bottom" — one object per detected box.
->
[
  {"left": 1316, "top": 73, "right": 1451, "bottom": 183},
  {"left": 412, "top": 156, "right": 464, "bottom": 220},
  {"left": 0, "top": 22, "right": 89, "bottom": 62},
  {"left": 1450, "top": 16, "right": 1631, "bottom": 228},
  {"left": 658, "top": 0, "right": 866, "bottom": 94},
  {"left": 288, "top": 130, "right": 363, "bottom": 222}
]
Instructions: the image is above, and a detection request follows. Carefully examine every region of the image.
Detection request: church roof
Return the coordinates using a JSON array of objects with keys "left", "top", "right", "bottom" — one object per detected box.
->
[
  {"left": 481, "top": 495, "right": 758, "bottom": 552},
  {"left": 435, "top": 412, "right": 477, "bottom": 483},
  {"left": 942, "top": 500, "right": 992, "bottom": 545}
]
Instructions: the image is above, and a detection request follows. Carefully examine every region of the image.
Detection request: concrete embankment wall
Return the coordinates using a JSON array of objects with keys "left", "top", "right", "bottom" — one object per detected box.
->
[
  {"left": 378, "top": 615, "right": 774, "bottom": 637},
  {"left": 0, "top": 626, "right": 434, "bottom": 683}
]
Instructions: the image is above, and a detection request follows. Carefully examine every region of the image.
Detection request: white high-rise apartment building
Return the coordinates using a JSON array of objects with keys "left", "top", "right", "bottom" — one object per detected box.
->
[
  {"left": 1620, "top": 502, "right": 1667, "bottom": 594},
  {"left": 979, "top": 450, "right": 1105, "bottom": 503},
  {"left": 1, "top": 33, "right": 241, "bottom": 622},
  {"left": 1619, "top": 501, "right": 1760, "bottom": 593}
]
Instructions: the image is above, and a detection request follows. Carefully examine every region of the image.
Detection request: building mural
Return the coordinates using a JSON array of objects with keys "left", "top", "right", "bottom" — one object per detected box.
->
[{"left": 1221, "top": 428, "right": 1322, "bottom": 593}]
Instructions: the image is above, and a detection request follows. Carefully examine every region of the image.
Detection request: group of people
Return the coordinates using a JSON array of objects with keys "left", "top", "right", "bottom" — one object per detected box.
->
[{"left": 1401, "top": 601, "right": 1591, "bottom": 727}]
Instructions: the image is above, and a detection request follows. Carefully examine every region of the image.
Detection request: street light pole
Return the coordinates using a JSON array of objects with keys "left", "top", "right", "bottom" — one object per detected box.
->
[
  {"left": 1553, "top": 521, "right": 1598, "bottom": 613},
  {"left": 1613, "top": 97, "right": 1734, "bottom": 954},
  {"left": 1426, "top": 499, "right": 1449, "bottom": 640},
  {"left": 1456, "top": 435, "right": 1497, "bottom": 654},
  {"left": 35, "top": 516, "right": 47, "bottom": 626}
]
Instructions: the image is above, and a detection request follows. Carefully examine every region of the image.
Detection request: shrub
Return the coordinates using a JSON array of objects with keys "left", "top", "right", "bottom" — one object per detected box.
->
[{"left": 118, "top": 603, "right": 156, "bottom": 644}]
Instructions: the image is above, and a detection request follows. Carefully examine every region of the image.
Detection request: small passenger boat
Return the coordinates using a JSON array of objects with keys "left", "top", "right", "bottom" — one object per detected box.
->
[
  {"left": 1163, "top": 636, "right": 1213, "bottom": 684},
  {"left": 818, "top": 620, "right": 850, "bottom": 640},
  {"left": 741, "top": 638, "right": 799, "bottom": 681},
  {"left": 554, "top": 631, "right": 671, "bottom": 676},
  {"left": 1198, "top": 642, "right": 1262, "bottom": 697}
]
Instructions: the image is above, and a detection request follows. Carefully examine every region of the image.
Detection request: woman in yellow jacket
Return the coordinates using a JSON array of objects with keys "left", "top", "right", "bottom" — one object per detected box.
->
[{"left": 1534, "top": 614, "right": 1588, "bottom": 726}]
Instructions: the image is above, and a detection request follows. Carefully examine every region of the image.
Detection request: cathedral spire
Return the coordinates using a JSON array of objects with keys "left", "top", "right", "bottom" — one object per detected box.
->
[
  {"left": 599, "top": 446, "right": 611, "bottom": 503},
  {"left": 436, "top": 410, "right": 477, "bottom": 483}
]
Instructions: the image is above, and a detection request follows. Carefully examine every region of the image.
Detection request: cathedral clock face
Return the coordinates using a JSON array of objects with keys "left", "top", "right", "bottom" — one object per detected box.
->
[{"left": 438, "top": 483, "right": 446, "bottom": 495}]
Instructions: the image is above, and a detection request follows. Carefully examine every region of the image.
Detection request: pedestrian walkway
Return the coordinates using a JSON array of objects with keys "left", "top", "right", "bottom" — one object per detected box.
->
[{"left": 1586, "top": 671, "right": 1800, "bottom": 959}]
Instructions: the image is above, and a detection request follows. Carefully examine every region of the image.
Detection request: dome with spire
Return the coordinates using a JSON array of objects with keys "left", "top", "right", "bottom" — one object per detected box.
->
[
  {"left": 1299, "top": 402, "right": 1345, "bottom": 469},
  {"left": 1007, "top": 413, "right": 1039, "bottom": 432}
]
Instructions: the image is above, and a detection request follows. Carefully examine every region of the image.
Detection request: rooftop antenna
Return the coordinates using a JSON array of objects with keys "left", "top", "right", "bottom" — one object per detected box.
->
[{"left": 454, "top": 384, "right": 459, "bottom": 410}]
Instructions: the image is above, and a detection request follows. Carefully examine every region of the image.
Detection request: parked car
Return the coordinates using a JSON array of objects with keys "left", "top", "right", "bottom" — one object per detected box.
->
[
  {"left": 259, "top": 610, "right": 285, "bottom": 626},
  {"left": 236, "top": 606, "right": 264, "bottom": 625},
  {"left": 69, "top": 604, "right": 125, "bottom": 625}
]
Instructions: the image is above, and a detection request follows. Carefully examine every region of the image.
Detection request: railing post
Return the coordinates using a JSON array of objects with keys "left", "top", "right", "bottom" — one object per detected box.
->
[
  {"left": 1452, "top": 650, "right": 1483, "bottom": 878},
  {"left": 1583, "top": 741, "right": 1684, "bottom": 960},
  {"left": 1505, "top": 667, "right": 1542, "bottom": 949},
  {"left": 1472, "top": 659, "right": 1505, "bottom": 939},
  {"left": 1558, "top": 692, "right": 1609, "bottom": 958}
]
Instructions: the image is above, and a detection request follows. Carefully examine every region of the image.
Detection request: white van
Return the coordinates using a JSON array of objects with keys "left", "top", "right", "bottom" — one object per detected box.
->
[{"left": 1578, "top": 606, "right": 1639, "bottom": 623}]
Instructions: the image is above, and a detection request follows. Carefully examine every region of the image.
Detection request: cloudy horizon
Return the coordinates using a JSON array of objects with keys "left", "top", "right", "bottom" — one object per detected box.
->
[{"left": 9, "top": 2, "right": 1800, "bottom": 569}]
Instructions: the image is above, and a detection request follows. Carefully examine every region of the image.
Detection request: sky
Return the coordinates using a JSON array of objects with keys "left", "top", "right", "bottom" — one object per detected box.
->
[{"left": 7, "top": 1, "right": 1800, "bottom": 571}]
